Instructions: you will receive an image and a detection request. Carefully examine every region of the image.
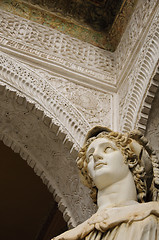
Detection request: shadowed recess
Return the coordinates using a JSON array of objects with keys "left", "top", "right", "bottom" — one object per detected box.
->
[{"left": 0, "top": 141, "right": 67, "bottom": 240}]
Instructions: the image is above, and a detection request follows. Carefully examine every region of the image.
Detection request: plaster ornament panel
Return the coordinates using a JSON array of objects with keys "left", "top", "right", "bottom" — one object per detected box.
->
[
  {"left": 118, "top": 3, "right": 159, "bottom": 132},
  {"left": 64, "top": 88, "right": 112, "bottom": 128},
  {"left": 32, "top": 69, "right": 113, "bottom": 129},
  {"left": 0, "top": 0, "right": 157, "bottom": 92},
  {"left": 118, "top": 79, "right": 129, "bottom": 129},
  {"left": 137, "top": 68, "right": 159, "bottom": 133},
  {"left": 0, "top": 9, "right": 115, "bottom": 85},
  {"left": 0, "top": 0, "right": 158, "bottom": 141},
  {"left": 0, "top": 50, "right": 99, "bottom": 225},
  {"left": 0, "top": 80, "right": 96, "bottom": 228},
  {"left": 115, "top": 0, "right": 158, "bottom": 80},
  {"left": 146, "top": 87, "right": 159, "bottom": 163},
  {"left": 0, "top": 51, "right": 92, "bottom": 147},
  {"left": 19, "top": 0, "right": 124, "bottom": 33},
  {"left": 0, "top": 0, "right": 138, "bottom": 51},
  {"left": 0, "top": 0, "right": 158, "bottom": 92}
]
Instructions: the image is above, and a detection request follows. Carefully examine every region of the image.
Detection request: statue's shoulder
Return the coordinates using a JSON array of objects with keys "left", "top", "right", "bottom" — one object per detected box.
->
[
  {"left": 87, "top": 202, "right": 159, "bottom": 231},
  {"left": 52, "top": 202, "right": 159, "bottom": 240}
]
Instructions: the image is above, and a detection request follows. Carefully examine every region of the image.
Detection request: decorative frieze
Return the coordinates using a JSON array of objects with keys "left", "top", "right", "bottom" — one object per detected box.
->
[{"left": 0, "top": 9, "right": 115, "bottom": 84}]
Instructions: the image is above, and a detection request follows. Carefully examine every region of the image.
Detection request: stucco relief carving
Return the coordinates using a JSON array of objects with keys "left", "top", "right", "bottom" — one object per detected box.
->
[
  {"left": 0, "top": 0, "right": 158, "bottom": 134},
  {"left": 0, "top": 50, "right": 101, "bottom": 226},
  {"left": 118, "top": 4, "right": 159, "bottom": 132},
  {"left": 0, "top": 0, "right": 157, "bottom": 85},
  {"left": 0, "top": 76, "right": 96, "bottom": 228},
  {"left": 146, "top": 87, "right": 159, "bottom": 160},
  {"left": 115, "top": 0, "right": 158, "bottom": 78},
  {"left": 0, "top": 0, "right": 158, "bottom": 89},
  {"left": 32, "top": 69, "right": 113, "bottom": 128},
  {"left": 137, "top": 69, "right": 159, "bottom": 133},
  {"left": 0, "top": 51, "right": 92, "bottom": 147},
  {"left": 0, "top": 9, "right": 114, "bottom": 84}
]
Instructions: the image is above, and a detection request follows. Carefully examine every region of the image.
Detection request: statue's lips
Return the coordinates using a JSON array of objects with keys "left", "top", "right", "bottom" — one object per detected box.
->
[{"left": 94, "top": 162, "right": 107, "bottom": 169}]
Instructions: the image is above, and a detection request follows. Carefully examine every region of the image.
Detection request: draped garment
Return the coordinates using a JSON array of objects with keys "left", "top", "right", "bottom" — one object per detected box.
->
[{"left": 53, "top": 202, "right": 159, "bottom": 240}]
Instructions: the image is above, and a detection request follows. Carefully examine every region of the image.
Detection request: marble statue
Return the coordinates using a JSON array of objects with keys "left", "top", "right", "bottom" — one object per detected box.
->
[{"left": 52, "top": 126, "right": 159, "bottom": 240}]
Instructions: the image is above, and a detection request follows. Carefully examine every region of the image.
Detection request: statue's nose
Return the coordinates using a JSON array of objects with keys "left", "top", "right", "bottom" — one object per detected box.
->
[{"left": 93, "top": 149, "right": 103, "bottom": 162}]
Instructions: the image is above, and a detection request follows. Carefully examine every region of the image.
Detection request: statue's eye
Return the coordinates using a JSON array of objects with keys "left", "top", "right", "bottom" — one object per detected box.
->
[
  {"left": 104, "top": 147, "right": 114, "bottom": 153},
  {"left": 87, "top": 154, "right": 93, "bottom": 163}
]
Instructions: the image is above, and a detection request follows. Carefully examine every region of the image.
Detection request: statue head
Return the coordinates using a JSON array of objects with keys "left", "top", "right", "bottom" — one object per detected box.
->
[{"left": 77, "top": 126, "right": 159, "bottom": 204}]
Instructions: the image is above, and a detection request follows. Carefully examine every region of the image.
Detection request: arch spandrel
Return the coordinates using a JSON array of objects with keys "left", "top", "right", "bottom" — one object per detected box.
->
[{"left": 0, "top": 51, "right": 96, "bottom": 227}]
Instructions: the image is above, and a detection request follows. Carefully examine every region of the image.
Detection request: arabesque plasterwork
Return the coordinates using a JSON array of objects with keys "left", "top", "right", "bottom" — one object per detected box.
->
[
  {"left": 32, "top": 68, "right": 113, "bottom": 128},
  {"left": 146, "top": 87, "right": 159, "bottom": 159},
  {"left": 137, "top": 69, "right": 159, "bottom": 133},
  {"left": 0, "top": 9, "right": 115, "bottom": 88},
  {"left": 118, "top": 3, "right": 159, "bottom": 132},
  {"left": 0, "top": 0, "right": 137, "bottom": 51},
  {"left": 115, "top": 0, "right": 158, "bottom": 78},
  {"left": 0, "top": 53, "right": 97, "bottom": 227},
  {"left": 0, "top": 51, "right": 91, "bottom": 147},
  {"left": 0, "top": 0, "right": 158, "bottom": 90}
]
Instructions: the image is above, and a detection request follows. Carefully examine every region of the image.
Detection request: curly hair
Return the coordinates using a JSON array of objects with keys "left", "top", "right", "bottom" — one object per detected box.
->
[{"left": 77, "top": 131, "right": 148, "bottom": 204}]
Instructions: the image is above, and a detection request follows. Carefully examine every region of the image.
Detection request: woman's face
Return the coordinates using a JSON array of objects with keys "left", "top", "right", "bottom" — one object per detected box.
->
[{"left": 86, "top": 137, "right": 131, "bottom": 190}]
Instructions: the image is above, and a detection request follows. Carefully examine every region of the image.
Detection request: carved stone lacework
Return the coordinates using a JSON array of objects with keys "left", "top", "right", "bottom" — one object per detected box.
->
[
  {"left": 0, "top": 0, "right": 157, "bottom": 85},
  {"left": 0, "top": 50, "right": 98, "bottom": 224},
  {"left": 115, "top": 0, "right": 158, "bottom": 78},
  {"left": 33, "top": 69, "right": 113, "bottom": 128},
  {"left": 0, "top": 0, "right": 158, "bottom": 139},
  {"left": 146, "top": 87, "right": 159, "bottom": 163},
  {"left": 0, "top": 0, "right": 157, "bottom": 89},
  {"left": 0, "top": 86, "right": 96, "bottom": 227},
  {"left": 137, "top": 68, "right": 159, "bottom": 133},
  {"left": 119, "top": 5, "right": 159, "bottom": 132},
  {"left": 0, "top": 9, "right": 114, "bottom": 83},
  {"left": 118, "top": 80, "right": 129, "bottom": 128},
  {"left": 0, "top": 51, "right": 91, "bottom": 147}
]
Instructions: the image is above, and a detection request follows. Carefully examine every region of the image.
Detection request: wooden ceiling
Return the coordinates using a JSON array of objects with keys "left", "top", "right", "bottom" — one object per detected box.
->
[{"left": 0, "top": 141, "right": 67, "bottom": 240}]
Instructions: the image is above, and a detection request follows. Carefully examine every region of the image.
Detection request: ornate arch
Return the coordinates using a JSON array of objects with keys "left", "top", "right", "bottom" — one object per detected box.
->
[
  {"left": 136, "top": 67, "right": 159, "bottom": 133},
  {"left": 0, "top": 51, "right": 91, "bottom": 148},
  {"left": 120, "top": 5, "right": 159, "bottom": 133},
  {"left": 0, "top": 51, "right": 95, "bottom": 227}
]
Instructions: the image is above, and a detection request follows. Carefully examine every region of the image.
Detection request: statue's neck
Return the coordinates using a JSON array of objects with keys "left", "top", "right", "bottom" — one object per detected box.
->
[{"left": 97, "top": 171, "right": 137, "bottom": 210}]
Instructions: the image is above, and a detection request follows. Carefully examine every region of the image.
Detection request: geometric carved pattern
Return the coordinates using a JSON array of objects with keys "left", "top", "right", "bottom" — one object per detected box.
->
[
  {"left": 137, "top": 68, "right": 159, "bottom": 133},
  {"left": 0, "top": 89, "right": 96, "bottom": 227},
  {"left": 145, "top": 86, "right": 159, "bottom": 160},
  {"left": 0, "top": 10, "right": 114, "bottom": 84},
  {"left": 31, "top": 69, "right": 113, "bottom": 129},
  {"left": 0, "top": 0, "right": 138, "bottom": 51},
  {"left": 0, "top": 51, "right": 91, "bottom": 148},
  {"left": 0, "top": 51, "right": 97, "bottom": 227},
  {"left": 0, "top": 0, "right": 157, "bottom": 91},
  {"left": 119, "top": 3, "right": 159, "bottom": 132},
  {"left": 115, "top": 0, "right": 158, "bottom": 79}
]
